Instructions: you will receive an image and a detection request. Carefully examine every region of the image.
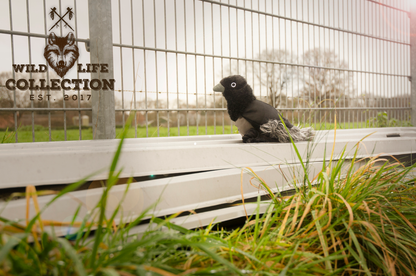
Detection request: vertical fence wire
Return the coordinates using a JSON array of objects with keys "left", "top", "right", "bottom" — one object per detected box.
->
[
  {"left": 155, "top": 0, "right": 160, "bottom": 136},
  {"left": 43, "top": 0, "right": 51, "bottom": 141},
  {"left": 212, "top": 2, "right": 216, "bottom": 134},
  {"left": 25, "top": 0, "right": 34, "bottom": 142},
  {"left": 131, "top": 0, "right": 137, "bottom": 138},
  {"left": 142, "top": 0, "right": 148, "bottom": 137},
  {"left": 8, "top": 0, "right": 17, "bottom": 142},
  {"left": 73, "top": 0, "right": 82, "bottom": 140},
  {"left": 58, "top": 1, "right": 68, "bottom": 141},
  {"left": 194, "top": 0, "right": 198, "bottom": 136},
  {"left": 229, "top": 0, "right": 232, "bottom": 134},
  {"left": 164, "top": 0, "right": 169, "bottom": 137},
  {"left": 118, "top": 0, "right": 125, "bottom": 129}
]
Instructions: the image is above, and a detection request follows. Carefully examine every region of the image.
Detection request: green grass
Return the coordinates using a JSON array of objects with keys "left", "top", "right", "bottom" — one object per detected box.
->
[
  {"left": 1, "top": 116, "right": 416, "bottom": 275},
  {"left": 1, "top": 120, "right": 411, "bottom": 143},
  {"left": 0, "top": 126, "right": 236, "bottom": 143}
]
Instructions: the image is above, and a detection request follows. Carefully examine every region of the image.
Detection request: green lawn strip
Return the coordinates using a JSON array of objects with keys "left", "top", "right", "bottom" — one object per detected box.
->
[
  {"left": 0, "top": 126, "right": 240, "bottom": 143},
  {"left": 3, "top": 120, "right": 412, "bottom": 143}
]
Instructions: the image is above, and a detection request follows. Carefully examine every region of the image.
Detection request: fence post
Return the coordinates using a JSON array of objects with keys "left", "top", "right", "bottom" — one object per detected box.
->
[
  {"left": 411, "top": 3, "right": 416, "bottom": 127},
  {"left": 88, "top": 0, "right": 116, "bottom": 139}
]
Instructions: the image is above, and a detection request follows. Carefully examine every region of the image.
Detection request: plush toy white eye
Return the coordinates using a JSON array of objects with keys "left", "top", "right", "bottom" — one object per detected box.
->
[{"left": 231, "top": 82, "right": 236, "bottom": 88}]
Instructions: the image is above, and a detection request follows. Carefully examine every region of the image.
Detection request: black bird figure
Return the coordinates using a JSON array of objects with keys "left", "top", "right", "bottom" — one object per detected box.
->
[{"left": 213, "top": 75, "right": 314, "bottom": 143}]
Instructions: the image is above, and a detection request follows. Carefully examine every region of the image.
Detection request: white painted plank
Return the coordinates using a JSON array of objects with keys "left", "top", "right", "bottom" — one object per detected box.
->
[
  {"left": 0, "top": 162, "right": 322, "bottom": 236},
  {"left": 0, "top": 127, "right": 415, "bottom": 189}
]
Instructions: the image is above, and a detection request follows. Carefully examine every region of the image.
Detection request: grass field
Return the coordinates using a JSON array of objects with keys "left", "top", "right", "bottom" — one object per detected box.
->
[
  {"left": 0, "top": 126, "right": 236, "bottom": 143},
  {"left": 0, "top": 121, "right": 392, "bottom": 143}
]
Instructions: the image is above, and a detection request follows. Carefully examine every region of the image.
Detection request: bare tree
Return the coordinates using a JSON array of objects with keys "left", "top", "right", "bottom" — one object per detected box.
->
[
  {"left": 0, "top": 71, "right": 31, "bottom": 110},
  {"left": 253, "top": 49, "right": 297, "bottom": 108},
  {"left": 218, "top": 49, "right": 297, "bottom": 108},
  {"left": 0, "top": 71, "right": 96, "bottom": 128},
  {"left": 300, "top": 48, "right": 354, "bottom": 108},
  {"left": 0, "top": 71, "right": 66, "bottom": 109}
]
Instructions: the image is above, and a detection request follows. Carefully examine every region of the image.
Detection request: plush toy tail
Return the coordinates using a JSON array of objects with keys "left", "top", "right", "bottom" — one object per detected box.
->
[{"left": 260, "top": 119, "right": 315, "bottom": 143}]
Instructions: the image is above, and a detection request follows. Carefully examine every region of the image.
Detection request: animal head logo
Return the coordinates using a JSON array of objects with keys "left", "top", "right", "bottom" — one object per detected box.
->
[{"left": 44, "top": 32, "right": 79, "bottom": 78}]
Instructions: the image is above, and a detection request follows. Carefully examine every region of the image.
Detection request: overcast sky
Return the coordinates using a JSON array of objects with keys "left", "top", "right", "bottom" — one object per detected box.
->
[{"left": 0, "top": 0, "right": 412, "bottom": 108}]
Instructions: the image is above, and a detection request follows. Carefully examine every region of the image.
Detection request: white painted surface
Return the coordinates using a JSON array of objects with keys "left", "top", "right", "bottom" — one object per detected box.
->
[
  {"left": 0, "top": 162, "right": 319, "bottom": 236},
  {"left": 0, "top": 127, "right": 415, "bottom": 189}
]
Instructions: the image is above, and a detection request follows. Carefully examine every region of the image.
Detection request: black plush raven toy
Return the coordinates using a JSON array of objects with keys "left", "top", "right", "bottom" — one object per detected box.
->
[{"left": 213, "top": 75, "right": 314, "bottom": 143}]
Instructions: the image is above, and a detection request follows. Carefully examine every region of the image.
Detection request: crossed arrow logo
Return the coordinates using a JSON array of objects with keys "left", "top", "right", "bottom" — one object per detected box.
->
[
  {"left": 44, "top": 6, "right": 79, "bottom": 78},
  {"left": 49, "top": 7, "right": 74, "bottom": 32}
]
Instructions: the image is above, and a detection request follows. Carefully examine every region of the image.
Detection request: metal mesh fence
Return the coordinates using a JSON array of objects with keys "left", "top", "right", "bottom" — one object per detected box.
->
[
  {"left": 0, "top": 0, "right": 91, "bottom": 142},
  {"left": 0, "top": 0, "right": 412, "bottom": 142},
  {"left": 114, "top": 0, "right": 412, "bottom": 137}
]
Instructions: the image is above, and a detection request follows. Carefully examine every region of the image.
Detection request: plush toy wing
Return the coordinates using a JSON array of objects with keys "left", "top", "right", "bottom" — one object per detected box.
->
[{"left": 242, "top": 100, "right": 293, "bottom": 130}]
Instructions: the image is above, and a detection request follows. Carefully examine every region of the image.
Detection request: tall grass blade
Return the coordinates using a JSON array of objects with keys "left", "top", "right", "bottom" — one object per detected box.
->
[
  {"left": 90, "top": 114, "right": 134, "bottom": 271},
  {"left": 56, "top": 238, "right": 87, "bottom": 276}
]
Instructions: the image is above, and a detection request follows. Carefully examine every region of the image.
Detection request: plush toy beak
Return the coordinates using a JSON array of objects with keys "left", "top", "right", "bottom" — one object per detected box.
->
[{"left": 213, "top": 83, "right": 225, "bottom": 93}]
